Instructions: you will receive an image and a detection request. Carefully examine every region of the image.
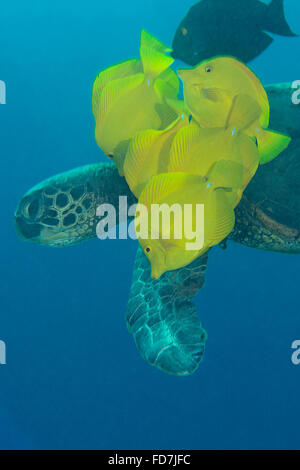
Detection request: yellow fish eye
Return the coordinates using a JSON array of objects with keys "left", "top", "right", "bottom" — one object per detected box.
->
[
  {"left": 205, "top": 66, "right": 213, "bottom": 73},
  {"left": 107, "top": 154, "right": 114, "bottom": 159},
  {"left": 144, "top": 245, "right": 152, "bottom": 254},
  {"left": 181, "top": 27, "right": 188, "bottom": 36}
]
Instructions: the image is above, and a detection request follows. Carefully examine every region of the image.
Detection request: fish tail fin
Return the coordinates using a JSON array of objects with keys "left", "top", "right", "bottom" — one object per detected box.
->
[
  {"left": 98, "top": 74, "right": 144, "bottom": 122},
  {"left": 264, "top": 0, "right": 297, "bottom": 37},
  {"left": 208, "top": 190, "right": 236, "bottom": 246},
  {"left": 140, "top": 30, "right": 174, "bottom": 80},
  {"left": 141, "top": 30, "right": 173, "bottom": 54},
  {"left": 165, "top": 98, "right": 189, "bottom": 117},
  {"left": 158, "top": 68, "right": 180, "bottom": 97},
  {"left": 257, "top": 128, "right": 291, "bottom": 164},
  {"left": 225, "top": 94, "right": 262, "bottom": 134},
  {"left": 92, "top": 59, "right": 142, "bottom": 118},
  {"left": 154, "top": 100, "right": 179, "bottom": 129}
]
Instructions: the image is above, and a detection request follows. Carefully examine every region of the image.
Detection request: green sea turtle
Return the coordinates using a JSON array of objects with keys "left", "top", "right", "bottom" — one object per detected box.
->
[{"left": 14, "top": 82, "right": 300, "bottom": 376}]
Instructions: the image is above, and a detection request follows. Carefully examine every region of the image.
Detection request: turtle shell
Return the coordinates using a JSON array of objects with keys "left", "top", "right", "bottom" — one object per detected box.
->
[
  {"left": 245, "top": 138, "right": 300, "bottom": 233},
  {"left": 231, "top": 83, "right": 300, "bottom": 253}
]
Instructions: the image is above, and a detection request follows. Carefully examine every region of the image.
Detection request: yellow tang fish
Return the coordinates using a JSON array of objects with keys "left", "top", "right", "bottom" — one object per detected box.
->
[
  {"left": 178, "top": 56, "right": 291, "bottom": 164},
  {"left": 136, "top": 168, "right": 235, "bottom": 279},
  {"left": 124, "top": 98, "right": 198, "bottom": 197},
  {"left": 168, "top": 94, "right": 261, "bottom": 204},
  {"left": 92, "top": 30, "right": 179, "bottom": 175}
]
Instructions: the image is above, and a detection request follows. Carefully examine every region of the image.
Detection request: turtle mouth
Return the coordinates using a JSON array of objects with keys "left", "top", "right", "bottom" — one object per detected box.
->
[
  {"left": 14, "top": 213, "right": 80, "bottom": 247},
  {"left": 14, "top": 215, "right": 42, "bottom": 242}
]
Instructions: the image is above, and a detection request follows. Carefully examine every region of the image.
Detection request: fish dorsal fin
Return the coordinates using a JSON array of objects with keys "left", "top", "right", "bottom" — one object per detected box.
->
[
  {"left": 207, "top": 190, "right": 235, "bottom": 245},
  {"left": 99, "top": 74, "right": 144, "bottom": 122},
  {"left": 169, "top": 126, "right": 203, "bottom": 172},
  {"left": 257, "top": 128, "right": 291, "bottom": 164},
  {"left": 92, "top": 59, "right": 142, "bottom": 118},
  {"left": 225, "top": 94, "right": 262, "bottom": 133},
  {"left": 140, "top": 30, "right": 172, "bottom": 54},
  {"left": 124, "top": 130, "right": 162, "bottom": 197}
]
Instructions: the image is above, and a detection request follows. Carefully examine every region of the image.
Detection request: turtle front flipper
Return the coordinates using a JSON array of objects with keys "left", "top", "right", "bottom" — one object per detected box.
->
[
  {"left": 14, "top": 162, "right": 135, "bottom": 247},
  {"left": 127, "top": 246, "right": 208, "bottom": 376}
]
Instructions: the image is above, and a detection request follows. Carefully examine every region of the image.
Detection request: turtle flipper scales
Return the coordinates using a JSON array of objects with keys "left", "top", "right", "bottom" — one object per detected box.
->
[{"left": 127, "top": 246, "right": 208, "bottom": 376}]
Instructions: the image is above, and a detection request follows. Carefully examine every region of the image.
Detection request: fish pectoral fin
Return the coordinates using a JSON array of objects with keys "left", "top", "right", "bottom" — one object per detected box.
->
[
  {"left": 98, "top": 74, "right": 144, "bottom": 121},
  {"left": 257, "top": 129, "right": 291, "bottom": 164},
  {"left": 225, "top": 94, "right": 262, "bottom": 133},
  {"left": 207, "top": 160, "right": 245, "bottom": 191},
  {"left": 202, "top": 88, "right": 228, "bottom": 103}
]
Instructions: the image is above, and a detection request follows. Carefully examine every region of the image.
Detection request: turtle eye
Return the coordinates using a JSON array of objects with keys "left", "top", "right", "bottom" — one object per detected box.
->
[
  {"left": 144, "top": 245, "right": 151, "bottom": 254},
  {"left": 205, "top": 66, "right": 213, "bottom": 73}
]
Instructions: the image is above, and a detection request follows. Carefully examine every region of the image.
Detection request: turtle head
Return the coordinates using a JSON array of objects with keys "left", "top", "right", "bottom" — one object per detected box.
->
[{"left": 14, "top": 177, "right": 97, "bottom": 247}]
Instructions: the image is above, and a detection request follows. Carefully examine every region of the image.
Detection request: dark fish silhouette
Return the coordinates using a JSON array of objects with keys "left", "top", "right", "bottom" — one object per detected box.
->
[{"left": 172, "top": 0, "right": 297, "bottom": 65}]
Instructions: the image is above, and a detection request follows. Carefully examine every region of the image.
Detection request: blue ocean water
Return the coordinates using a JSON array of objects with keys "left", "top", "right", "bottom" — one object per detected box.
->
[{"left": 0, "top": 0, "right": 300, "bottom": 450}]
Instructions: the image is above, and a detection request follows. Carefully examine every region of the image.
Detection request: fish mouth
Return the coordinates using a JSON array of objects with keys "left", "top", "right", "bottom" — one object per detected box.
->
[
  {"left": 151, "top": 266, "right": 166, "bottom": 280},
  {"left": 177, "top": 68, "right": 190, "bottom": 80},
  {"left": 150, "top": 244, "right": 167, "bottom": 279}
]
